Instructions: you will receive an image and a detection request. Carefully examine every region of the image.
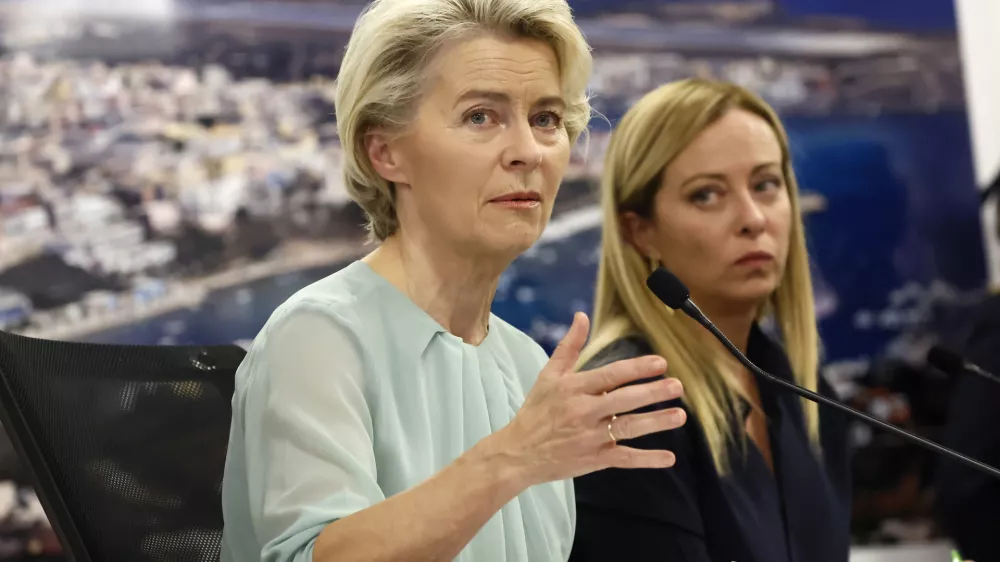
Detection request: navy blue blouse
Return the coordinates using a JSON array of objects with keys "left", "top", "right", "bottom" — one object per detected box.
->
[{"left": 570, "top": 325, "right": 852, "bottom": 562}]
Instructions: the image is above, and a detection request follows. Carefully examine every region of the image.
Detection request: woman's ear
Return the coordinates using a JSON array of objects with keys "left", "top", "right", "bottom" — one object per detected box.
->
[
  {"left": 365, "top": 130, "right": 408, "bottom": 185},
  {"left": 620, "top": 211, "right": 657, "bottom": 260}
]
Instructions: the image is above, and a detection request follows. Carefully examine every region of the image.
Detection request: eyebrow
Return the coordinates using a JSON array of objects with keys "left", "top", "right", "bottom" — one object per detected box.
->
[
  {"left": 679, "top": 162, "right": 781, "bottom": 188},
  {"left": 453, "top": 89, "right": 566, "bottom": 110}
]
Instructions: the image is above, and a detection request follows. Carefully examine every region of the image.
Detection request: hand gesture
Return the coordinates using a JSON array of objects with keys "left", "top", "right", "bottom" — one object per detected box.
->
[{"left": 495, "top": 312, "right": 687, "bottom": 487}]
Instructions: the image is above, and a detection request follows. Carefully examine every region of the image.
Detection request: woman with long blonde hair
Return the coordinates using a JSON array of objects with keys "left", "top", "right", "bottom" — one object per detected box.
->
[{"left": 569, "top": 78, "right": 851, "bottom": 562}]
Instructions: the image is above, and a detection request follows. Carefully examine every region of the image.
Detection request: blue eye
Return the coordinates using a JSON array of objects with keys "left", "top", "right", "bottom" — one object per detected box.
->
[
  {"left": 464, "top": 107, "right": 498, "bottom": 127},
  {"left": 533, "top": 111, "right": 562, "bottom": 129}
]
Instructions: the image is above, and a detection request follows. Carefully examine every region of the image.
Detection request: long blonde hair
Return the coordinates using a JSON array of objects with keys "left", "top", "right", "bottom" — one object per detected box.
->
[{"left": 580, "top": 78, "right": 819, "bottom": 473}]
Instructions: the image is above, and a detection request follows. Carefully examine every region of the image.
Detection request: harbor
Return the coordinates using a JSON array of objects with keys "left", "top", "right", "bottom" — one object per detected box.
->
[{"left": 15, "top": 238, "right": 365, "bottom": 342}]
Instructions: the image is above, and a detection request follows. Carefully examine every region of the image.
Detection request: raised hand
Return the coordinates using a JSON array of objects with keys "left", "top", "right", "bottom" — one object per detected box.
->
[{"left": 493, "top": 311, "right": 687, "bottom": 487}]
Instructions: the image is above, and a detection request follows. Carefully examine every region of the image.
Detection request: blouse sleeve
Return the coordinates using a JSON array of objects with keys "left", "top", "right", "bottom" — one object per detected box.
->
[{"left": 238, "top": 302, "right": 384, "bottom": 562}]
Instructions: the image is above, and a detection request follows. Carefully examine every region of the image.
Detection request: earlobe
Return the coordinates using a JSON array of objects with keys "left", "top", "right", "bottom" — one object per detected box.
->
[
  {"left": 620, "top": 211, "right": 654, "bottom": 258},
  {"left": 365, "top": 131, "right": 407, "bottom": 184}
]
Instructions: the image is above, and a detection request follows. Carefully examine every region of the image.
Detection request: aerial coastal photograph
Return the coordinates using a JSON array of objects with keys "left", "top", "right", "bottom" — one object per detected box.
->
[{"left": 0, "top": 0, "right": 987, "bottom": 559}]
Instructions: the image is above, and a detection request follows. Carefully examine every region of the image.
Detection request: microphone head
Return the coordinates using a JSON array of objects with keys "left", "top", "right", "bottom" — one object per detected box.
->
[
  {"left": 646, "top": 267, "right": 690, "bottom": 310},
  {"left": 927, "top": 345, "right": 965, "bottom": 375}
]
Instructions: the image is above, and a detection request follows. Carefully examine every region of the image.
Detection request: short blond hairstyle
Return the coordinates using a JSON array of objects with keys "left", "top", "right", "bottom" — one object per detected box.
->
[{"left": 335, "top": 0, "right": 593, "bottom": 241}]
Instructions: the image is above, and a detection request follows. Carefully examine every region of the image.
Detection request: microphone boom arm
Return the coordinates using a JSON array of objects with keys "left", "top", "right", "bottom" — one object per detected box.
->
[{"left": 681, "top": 300, "right": 1000, "bottom": 481}]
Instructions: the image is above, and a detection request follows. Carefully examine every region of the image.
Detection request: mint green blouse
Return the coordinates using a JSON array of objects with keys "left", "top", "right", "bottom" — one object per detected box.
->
[{"left": 219, "top": 261, "right": 575, "bottom": 562}]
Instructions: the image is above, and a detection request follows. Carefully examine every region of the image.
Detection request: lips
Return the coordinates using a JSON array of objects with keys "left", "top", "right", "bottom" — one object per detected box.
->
[
  {"left": 490, "top": 191, "right": 541, "bottom": 203},
  {"left": 735, "top": 251, "right": 774, "bottom": 265},
  {"left": 488, "top": 192, "right": 542, "bottom": 210}
]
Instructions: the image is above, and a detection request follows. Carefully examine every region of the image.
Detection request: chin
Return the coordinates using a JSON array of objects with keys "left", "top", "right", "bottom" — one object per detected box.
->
[
  {"left": 504, "top": 232, "right": 541, "bottom": 254},
  {"left": 730, "top": 279, "right": 780, "bottom": 304},
  {"left": 484, "top": 217, "right": 543, "bottom": 245}
]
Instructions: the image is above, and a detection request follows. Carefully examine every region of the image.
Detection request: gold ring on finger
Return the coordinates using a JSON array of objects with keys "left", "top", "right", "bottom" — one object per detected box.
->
[{"left": 607, "top": 415, "right": 618, "bottom": 444}]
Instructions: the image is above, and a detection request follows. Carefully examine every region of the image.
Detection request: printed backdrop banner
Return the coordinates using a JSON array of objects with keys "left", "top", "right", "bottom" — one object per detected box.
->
[{"left": 0, "top": 0, "right": 985, "bottom": 548}]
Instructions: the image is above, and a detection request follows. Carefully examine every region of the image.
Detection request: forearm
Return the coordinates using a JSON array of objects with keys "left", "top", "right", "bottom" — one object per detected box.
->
[{"left": 312, "top": 435, "right": 528, "bottom": 562}]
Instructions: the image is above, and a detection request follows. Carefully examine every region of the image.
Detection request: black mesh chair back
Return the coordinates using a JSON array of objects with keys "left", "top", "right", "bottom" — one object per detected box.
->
[{"left": 0, "top": 330, "right": 246, "bottom": 562}]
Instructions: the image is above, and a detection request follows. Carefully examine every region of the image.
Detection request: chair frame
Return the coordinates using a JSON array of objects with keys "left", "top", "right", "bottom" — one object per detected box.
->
[
  {"left": 0, "top": 331, "right": 93, "bottom": 562},
  {"left": 0, "top": 331, "right": 244, "bottom": 561}
]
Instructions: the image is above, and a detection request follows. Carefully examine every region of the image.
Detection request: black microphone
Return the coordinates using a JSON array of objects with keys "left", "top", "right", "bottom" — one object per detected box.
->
[
  {"left": 646, "top": 266, "right": 1000, "bottom": 480},
  {"left": 927, "top": 345, "right": 1000, "bottom": 386}
]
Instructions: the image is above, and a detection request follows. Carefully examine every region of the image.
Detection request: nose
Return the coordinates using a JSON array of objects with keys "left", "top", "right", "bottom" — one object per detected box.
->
[
  {"left": 736, "top": 190, "right": 767, "bottom": 237},
  {"left": 501, "top": 122, "right": 543, "bottom": 173}
]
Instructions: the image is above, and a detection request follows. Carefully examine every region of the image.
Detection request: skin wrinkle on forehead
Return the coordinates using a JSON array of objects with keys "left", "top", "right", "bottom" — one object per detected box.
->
[
  {"left": 422, "top": 35, "right": 566, "bottom": 115},
  {"left": 426, "top": 47, "right": 565, "bottom": 135},
  {"left": 448, "top": 68, "right": 560, "bottom": 110}
]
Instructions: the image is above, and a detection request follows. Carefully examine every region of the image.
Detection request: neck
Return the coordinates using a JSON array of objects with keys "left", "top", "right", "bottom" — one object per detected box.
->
[
  {"left": 363, "top": 233, "right": 506, "bottom": 345},
  {"left": 694, "top": 298, "right": 763, "bottom": 403},
  {"left": 696, "top": 298, "right": 759, "bottom": 355}
]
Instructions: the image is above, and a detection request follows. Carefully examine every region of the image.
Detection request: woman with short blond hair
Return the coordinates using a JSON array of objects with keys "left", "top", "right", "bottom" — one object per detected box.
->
[{"left": 219, "top": 1, "right": 688, "bottom": 561}]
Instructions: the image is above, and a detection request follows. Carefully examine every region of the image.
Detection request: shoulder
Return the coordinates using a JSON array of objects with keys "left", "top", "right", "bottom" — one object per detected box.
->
[
  {"left": 266, "top": 261, "right": 381, "bottom": 328},
  {"left": 253, "top": 261, "right": 394, "bottom": 351},
  {"left": 580, "top": 335, "right": 682, "bottom": 416},
  {"left": 580, "top": 336, "right": 676, "bottom": 415},
  {"left": 580, "top": 335, "right": 654, "bottom": 371},
  {"left": 574, "top": 385, "right": 705, "bottom": 536},
  {"left": 575, "top": 335, "right": 706, "bottom": 516},
  {"left": 236, "top": 263, "right": 386, "bottom": 398}
]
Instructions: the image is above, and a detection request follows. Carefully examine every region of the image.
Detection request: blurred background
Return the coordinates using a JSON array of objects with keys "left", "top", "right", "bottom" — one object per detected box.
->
[{"left": 0, "top": 0, "right": 995, "bottom": 559}]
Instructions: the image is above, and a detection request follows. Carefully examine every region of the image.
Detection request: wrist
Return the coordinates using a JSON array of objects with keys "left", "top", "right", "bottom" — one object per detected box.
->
[{"left": 461, "top": 430, "right": 535, "bottom": 499}]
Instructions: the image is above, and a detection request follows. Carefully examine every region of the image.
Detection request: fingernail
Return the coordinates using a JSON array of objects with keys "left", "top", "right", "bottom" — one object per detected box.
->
[
  {"left": 668, "top": 378, "right": 683, "bottom": 395},
  {"left": 651, "top": 357, "right": 667, "bottom": 371},
  {"left": 670, "top": 408, "right": 686, "bottom": 424}
]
